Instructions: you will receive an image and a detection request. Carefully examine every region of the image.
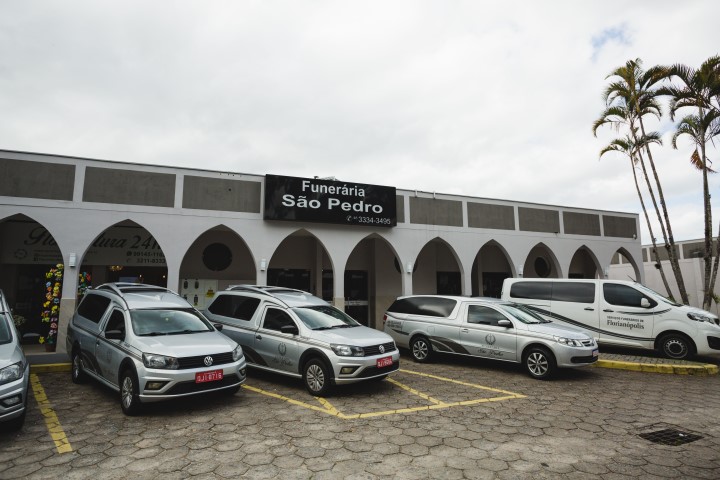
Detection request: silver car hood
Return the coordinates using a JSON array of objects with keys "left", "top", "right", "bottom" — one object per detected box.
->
[
  {"left": 309, "top": 325, "right": 394, "bottom": 346},
  {"left": 524, "top": 322, "right": 590, "bottom": 339},
  {"left": 132, "top": 331, "right": 238, "bottom": 356},
  {"left": 0, "top": 342, "right": 25, "bottom": 367}
]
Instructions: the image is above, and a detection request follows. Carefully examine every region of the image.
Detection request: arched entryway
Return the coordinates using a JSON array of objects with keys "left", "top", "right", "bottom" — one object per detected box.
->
[
  {"left": 345, "top": 234, "right": 402, "bottom": 328},
  {"left": 412, "top": 238, "right": 462, "bottom": 295},
  {"left": 179, "top": 225, "right": 255, "bottom": 309},
  {"left": 471, "top": 240, "right": 514, "bottom": 298},
  {"left": 568, "top": 246, "right": 602, "bottom": 279},
  {"left": 267, "top": 229, "right": 333, "bottom": 300},
  {"left": 523, "top": 243, "right": 562, "bottom": 278},
  {"left": 0, "top": 214, "right": 64, "bottom": 347}
]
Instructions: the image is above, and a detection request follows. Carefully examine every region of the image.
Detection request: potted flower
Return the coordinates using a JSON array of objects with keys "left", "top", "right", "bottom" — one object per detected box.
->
[{"left": 40, "top": 264, "right": 63, "bottom": 352}]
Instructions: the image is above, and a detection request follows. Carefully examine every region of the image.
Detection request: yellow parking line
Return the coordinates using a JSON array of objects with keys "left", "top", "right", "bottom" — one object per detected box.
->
[
  {"left": 399, "top": 369, "right": 527, "bottom": 398},
  {"left": 241, "top": 369, "right": 525, "bottom": 419},
  {"left": 30, "top": 374, "right": 73, "bottom": 454},
  {"left": 387, "top": 378, "right": 448, "bottom": 405}
]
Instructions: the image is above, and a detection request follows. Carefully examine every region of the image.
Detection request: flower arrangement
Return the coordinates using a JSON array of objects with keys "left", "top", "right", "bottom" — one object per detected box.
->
[
  {"left": 40, "top": 264, "right": 63, "bottom": 348},
  {"left": 78, "top": 271, "right": 92, "bottom": 298},
  {"left": 12, "top": 313, "right": 26, "bottom": 329}
]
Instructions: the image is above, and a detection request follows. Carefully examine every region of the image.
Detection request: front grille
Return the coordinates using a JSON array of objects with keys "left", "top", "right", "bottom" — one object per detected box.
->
[
  {"left": 165, "top": 374, "right": 241, "bottom": 395},
  {"left": 358, "top": 361, "right": 400, "bottom": 378},
  {"left": 177, "top": 352, "right": 235, "bottom": 369},
  {"left": 364, "top": 342, "right": 397, "bottom": 357},
  {"left": 571, "top": 355, "right": 598, "bottom": 364},
  {"left": 580, "top": 339, "right": 595, "bottom": 347}
]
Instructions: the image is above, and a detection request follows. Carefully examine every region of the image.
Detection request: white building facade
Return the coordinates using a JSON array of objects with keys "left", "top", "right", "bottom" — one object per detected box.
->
[{"left": 0, "top": 150, "right": 643, "bottom": 352}]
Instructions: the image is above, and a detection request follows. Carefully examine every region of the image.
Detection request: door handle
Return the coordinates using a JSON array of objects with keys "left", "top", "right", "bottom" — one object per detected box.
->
[
  {"left": 461, "top": 328, "right": 469, "bottom": 333},
  {"left": 255, "top": 335, "right": 262, "bottom": 340},
  {"left": 584, "top": 307, "right": 594, "bottom": 311},
  {"left": 603, "top": 309, "right": 613, "bottom": 313}
]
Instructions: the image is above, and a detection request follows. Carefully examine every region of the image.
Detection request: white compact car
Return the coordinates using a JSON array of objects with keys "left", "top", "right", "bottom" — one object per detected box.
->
[
  {"left": 66, "top": 283, "right": 247, "bottom": 415},
  {"left": 383, "top": 295, "right": 598, "bottom": 379}
]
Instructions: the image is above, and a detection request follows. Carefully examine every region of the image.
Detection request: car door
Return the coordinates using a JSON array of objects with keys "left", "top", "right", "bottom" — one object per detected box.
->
[
  {"left": 548, "top": 281, "right": 600, "bottom": 340},
  {"left": 599, "top": 282, "right": 656, "bottom": 348},
  {"left": 254, "top": 306, "right": 301, "bottom": 374},
  {"left": 458, "top": 304, "right": 517, "bottom": 361},
  {"left": 95, "top": 308, "right": 126, "bottom": 385}
]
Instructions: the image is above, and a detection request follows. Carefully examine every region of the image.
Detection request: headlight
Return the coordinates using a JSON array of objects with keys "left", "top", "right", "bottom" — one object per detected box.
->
[
  {"left": 142, "top": 353, "right": 179, "bottom": 369},
  {"left": 232, "top": 344, "right": 243, "bottom": 361},
  {"left": 554, "top": 336, "right": 583, "bottom": 347},
  {"left": 0, "top": 362, "right": 24, "bottom": 385},
  {"left": 330, "top": 344, "right": 365, "bottom": 357},
  {"left": 687, "top": 312, "right": 719, "bottom": 325}
]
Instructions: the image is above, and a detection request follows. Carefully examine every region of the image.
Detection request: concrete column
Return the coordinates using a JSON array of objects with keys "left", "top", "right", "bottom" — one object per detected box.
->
[{"left": 333, "top": 271, "right": 345, "bottom": 310}]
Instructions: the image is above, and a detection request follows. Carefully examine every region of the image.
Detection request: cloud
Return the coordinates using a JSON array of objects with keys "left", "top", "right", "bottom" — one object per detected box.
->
[{"left": 591, "top": 24, "right": 631, "bottom": 61}]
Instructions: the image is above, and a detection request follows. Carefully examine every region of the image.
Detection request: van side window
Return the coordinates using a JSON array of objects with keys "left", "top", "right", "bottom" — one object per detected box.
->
[
  {"left": 467, "top": 306, "right": 509, "bottom": 326},
  {"left": 105, "top": 310, "right": 126, "bottom": 336},
  {"left": 603, "top": 284, "right": 655, "bottom": 308},
  {"left": 387, "top": 297, "right": 457, "bottom": 317},
  {"left": 262, "top": 308, "right": 296, "bottom": 332},
  {"left": 509, "top": 282, "right": 552, "bottom": 301},
  {"left": 551, "top": 283, "right": 595, "bottom": 303}
]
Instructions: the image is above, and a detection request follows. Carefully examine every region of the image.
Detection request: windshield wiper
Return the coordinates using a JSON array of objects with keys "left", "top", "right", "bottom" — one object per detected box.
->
[
  {"left": 140, "top": 331, "right": 168, "bottom": 336},
  {"left": 168, "top": 329, "right": 204, "bottom": 335}
]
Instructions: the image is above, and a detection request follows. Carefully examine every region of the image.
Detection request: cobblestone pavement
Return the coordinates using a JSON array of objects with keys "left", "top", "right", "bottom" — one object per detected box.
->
[{"left": 2, "top": 353, "right": 720, "bottom": 479}]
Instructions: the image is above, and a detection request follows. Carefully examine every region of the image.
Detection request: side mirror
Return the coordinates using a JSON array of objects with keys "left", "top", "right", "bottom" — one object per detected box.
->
[
  {"left": 213, "top": 323, "right": 224, "bottom": 331},
  {"left": 497, "top": 319, "right": 512, "bottom": 328},
  {"left": 105, "top": 330, "right": 125, "bottom": 341},
  {"left": 281, "top": 325, "right": 299, "bottom": 335},
  {"left": 640, "top": 298, "right": 651, "bottom": 308}
]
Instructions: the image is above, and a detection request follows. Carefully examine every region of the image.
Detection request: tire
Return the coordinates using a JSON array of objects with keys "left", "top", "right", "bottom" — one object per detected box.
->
[
  {"left": 410, "top": 336, "right": 433, "bottom": 363},
  {"left": 303, "top": 358, "right": 332, "bottom": 397},
  {"left": 71, "top": 350, "right": 87, "bottom": 384},
  {"left": 524, "top": 347, "right": 556, "bottom": 380},
  {"left": 120, "top": 369, "right": 141, "bottom": 415},
  {"left": 658, "top": 333, "right": 694, "bottom": 360}
]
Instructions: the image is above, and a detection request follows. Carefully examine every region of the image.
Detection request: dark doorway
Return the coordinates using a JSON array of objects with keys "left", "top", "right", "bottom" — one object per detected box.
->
[
  {"left": 267, "top": 268, "right": 311, "bottom": 292},
  {"left": 437, "top": 272, "right": 461, "bottom": 295},
  {"left": 344, "top": 270, "right": 368, "bottom": 325},
  {"left": 481, "top": 272, "right": 511, "bottom": 298}
]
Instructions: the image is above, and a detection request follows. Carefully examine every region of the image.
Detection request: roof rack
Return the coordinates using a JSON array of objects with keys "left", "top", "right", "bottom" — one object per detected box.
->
[
  {"left": 0, "top": 289, "right": 9, "bottom": 313},
  {"left": 95, "top": 283, "right": 174, "bottom": 307},
  {"left": 225, "top": 285, "right": 300, "bottom": 307}
]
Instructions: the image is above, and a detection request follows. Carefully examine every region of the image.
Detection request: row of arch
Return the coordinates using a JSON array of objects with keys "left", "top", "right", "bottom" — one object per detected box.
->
[{"left": 0, "top": 212, "right": 642, "bottom": 341}]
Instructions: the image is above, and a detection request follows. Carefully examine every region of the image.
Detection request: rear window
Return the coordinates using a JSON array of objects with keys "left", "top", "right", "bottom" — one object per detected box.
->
[
  {"left": 76, "top": 294, "right": 111, "bottom": 323},
  {"left": 208, "top": 294, "right": 260, "bottom": 321},
  {"left": 509, "top": 282, "right": 552, "bottom": 301},
  {"left": 387, "top": 297, "right": 457, "bottom": 317}
]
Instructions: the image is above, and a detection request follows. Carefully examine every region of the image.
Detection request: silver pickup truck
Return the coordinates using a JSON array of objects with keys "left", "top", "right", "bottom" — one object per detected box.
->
[{"left": 204, "top": 286, "right": 400, "bottom": 396}]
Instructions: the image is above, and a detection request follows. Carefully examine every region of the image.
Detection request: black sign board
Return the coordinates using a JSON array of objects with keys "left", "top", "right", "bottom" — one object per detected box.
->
[{"left": 264, "top": 175, "right": 396, "bottom": 227}]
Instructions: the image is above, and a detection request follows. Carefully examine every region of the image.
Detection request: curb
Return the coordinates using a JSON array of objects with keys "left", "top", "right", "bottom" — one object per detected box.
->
[
  {"left": 31, "top": 363, "right": 71, "bottom": 374},
  {"left": 595, "top": 359, "right": 718, "bottom": 376}
]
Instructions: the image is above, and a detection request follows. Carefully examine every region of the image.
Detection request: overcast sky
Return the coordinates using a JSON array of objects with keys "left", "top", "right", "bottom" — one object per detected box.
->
[{"left": 1, "top": 1, "right": 718, "bottom": 243}]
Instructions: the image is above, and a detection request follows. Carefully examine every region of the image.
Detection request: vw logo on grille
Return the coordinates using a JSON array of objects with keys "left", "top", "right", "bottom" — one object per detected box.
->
[
  {"left": 204, "top": 356, "right": 214, "bottom": 367},
  {"left": 379, "top": 345, "right": 385, "bottom": 354}
]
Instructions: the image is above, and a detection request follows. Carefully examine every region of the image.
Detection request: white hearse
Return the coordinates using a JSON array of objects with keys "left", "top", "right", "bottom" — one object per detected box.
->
[
  {"left": 383, "top": 295, "right": 598, "bottom": 380},
  {"left": 501, "top": 278, "right": 720, "bottom": 360}
]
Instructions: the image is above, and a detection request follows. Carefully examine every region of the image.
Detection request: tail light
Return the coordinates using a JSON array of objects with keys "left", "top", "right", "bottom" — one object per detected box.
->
[{"left": 382, "top": 314, "right": 387, "bottom": 326}]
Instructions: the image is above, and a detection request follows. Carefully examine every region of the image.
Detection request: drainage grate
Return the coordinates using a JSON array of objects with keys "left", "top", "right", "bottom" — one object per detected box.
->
[{"left": 638, "top": 424, "right": 703, "bottom": 446}]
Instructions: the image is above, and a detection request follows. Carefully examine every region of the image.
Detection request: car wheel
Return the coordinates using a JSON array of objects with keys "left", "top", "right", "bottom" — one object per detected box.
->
[
  {"left": 524, "top": 347, "right": 556, "bottom": 380},
  {"left": 303, "top": 358, "right": 332, "bottom": 396},
  {"left": 410, "top": 336, "right": 432, "bottom": 363},
  {"left": 659, "top": 334, "right": 694, "bottom": 360},
  {"left": 71, "top": 350, "right": 87, "bottom": 384},
  {"left": 120, "top": 369, "right": 141, "bottom": 415}
]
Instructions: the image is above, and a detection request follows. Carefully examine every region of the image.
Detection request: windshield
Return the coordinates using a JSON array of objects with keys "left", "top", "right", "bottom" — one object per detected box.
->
[
  {"left": 292, "top": 305, "right": 361, "bottom": 330},
  {"left": 633, "top": 283, "right": 681, "bottom": 307},
  {"left": 131, "top": 308, "right": 214, "bottom": 336},
  {"left": 496, "top": 304, "right": 550, "bottom": 324}
]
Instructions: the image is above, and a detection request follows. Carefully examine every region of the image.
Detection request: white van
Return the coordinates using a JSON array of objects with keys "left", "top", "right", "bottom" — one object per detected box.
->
[{"left": 501, "top": 278, "right": 720, "bottom": 360}]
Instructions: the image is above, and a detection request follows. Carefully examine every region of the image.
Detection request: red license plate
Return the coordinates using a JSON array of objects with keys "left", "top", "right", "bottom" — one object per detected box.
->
[
  {"left": 196, "top": 369, "right": 223, "bottom": 383},
  {"left": 376, "top": 356, "right": 393, "bottom": 368}
]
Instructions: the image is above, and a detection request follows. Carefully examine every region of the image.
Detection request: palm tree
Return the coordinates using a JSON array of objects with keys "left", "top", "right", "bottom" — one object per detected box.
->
[
  {"left": 600, "top": 132, "right": 674, "bottom": 296},
  {"left": 661, "top": 56, "right": 720, "bottom": 309},
  {"left": 594, "top": 58, "right": 688, "bottom": 303}
]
